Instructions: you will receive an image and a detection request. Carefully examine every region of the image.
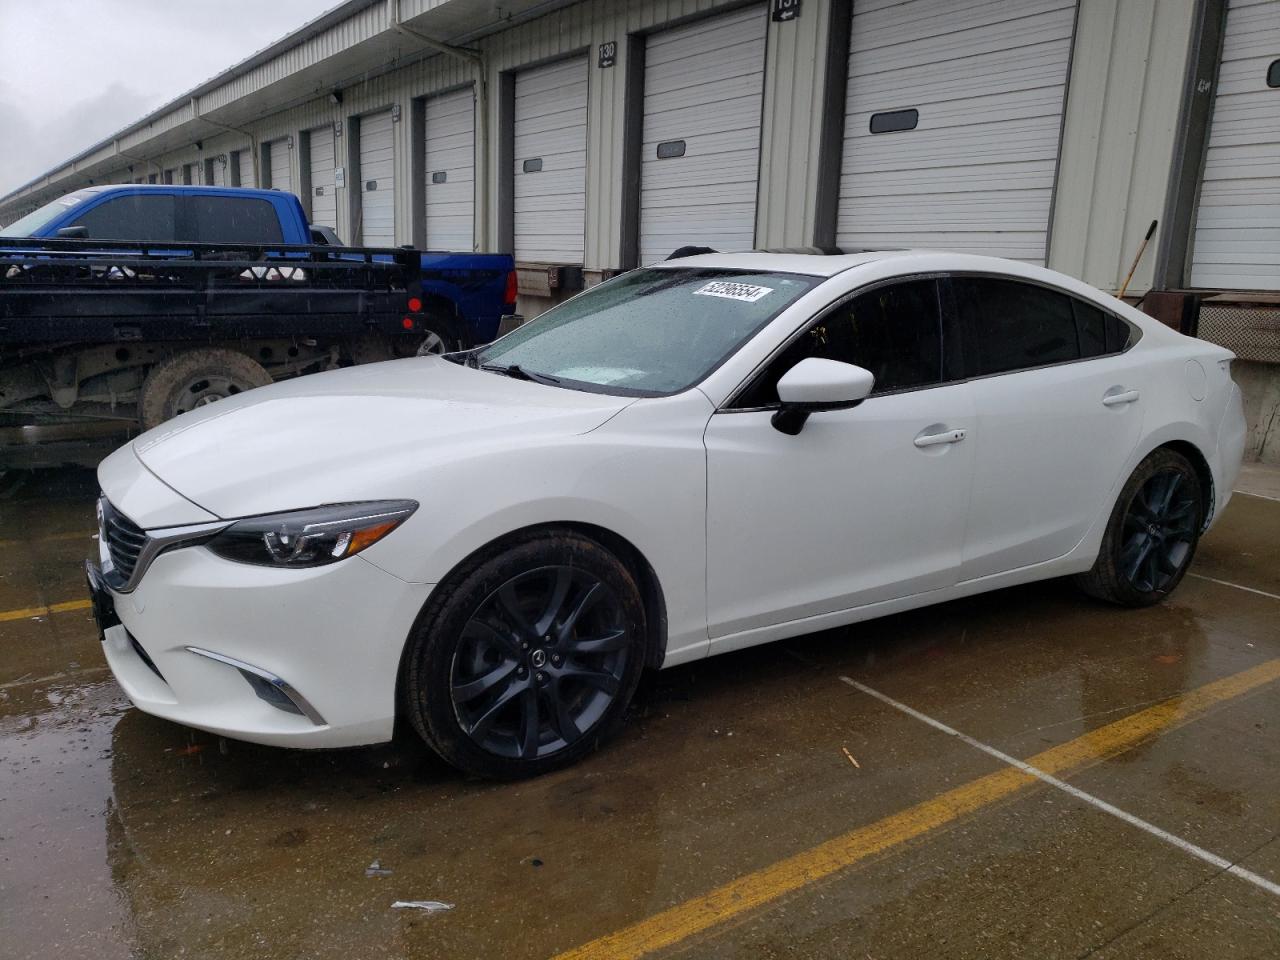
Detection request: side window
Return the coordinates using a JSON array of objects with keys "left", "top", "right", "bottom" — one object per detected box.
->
[
  {"left": 734, "top": 279, "right": 946, "bottom": 408},
  {"left": 69, "top": 195, "right": 176, "bottom": 242},
  {"left": 952, "top": 277, "right": 1078, "bottom": 376},
  {"left": 1075, "top": 298, "right": 1135, "bottom": 357},
  {"left": 190, "top": 196, "right": 284, "bottom": 244}
]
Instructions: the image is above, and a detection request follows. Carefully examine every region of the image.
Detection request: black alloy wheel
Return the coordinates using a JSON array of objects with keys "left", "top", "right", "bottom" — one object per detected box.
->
[
  {"left": 451, "top": 566, "right": 630, "bottom": 760},
  {"left": 405, "top": 531, "right": 646, "bottom": 778},
  {"left": 1076, "top": 448, "right": 1203, "bottom": 607},
  {"left": 1118, "top": 468, "right": 1198, "bottom": 593}
]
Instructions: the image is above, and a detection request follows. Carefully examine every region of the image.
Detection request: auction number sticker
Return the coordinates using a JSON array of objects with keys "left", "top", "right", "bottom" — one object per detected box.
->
[{"left": 693, "top": 281, "right": 774, "bottom": 303}]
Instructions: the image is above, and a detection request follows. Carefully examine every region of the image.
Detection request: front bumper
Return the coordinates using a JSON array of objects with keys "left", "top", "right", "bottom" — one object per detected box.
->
[{"left": 91, "top": 544, "right": 434, "bottom": 749}]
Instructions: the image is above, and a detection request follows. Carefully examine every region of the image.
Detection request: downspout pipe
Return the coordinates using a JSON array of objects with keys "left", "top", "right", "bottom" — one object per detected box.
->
[
  {"left": 192, "top": 96, "right": 261, "bottom": 186},
  {"left": 388, "top": 0, "right": 489, "bottom": 250},
  {"left": 114, "top": 140, "right": 163, "bottom": 181}
]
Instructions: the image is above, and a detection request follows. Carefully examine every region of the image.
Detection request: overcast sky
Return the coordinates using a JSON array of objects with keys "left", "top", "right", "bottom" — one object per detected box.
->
[{"left": 0, "top": 0, "right": 337, "bottom": 196}]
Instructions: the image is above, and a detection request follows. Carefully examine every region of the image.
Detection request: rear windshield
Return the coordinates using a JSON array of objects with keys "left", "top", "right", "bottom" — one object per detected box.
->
[{"left": 475, "top": 267, "right": 821, "bottom": 396}]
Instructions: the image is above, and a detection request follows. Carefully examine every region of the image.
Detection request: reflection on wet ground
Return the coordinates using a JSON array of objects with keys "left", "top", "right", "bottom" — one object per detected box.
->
[{"left": 1, "top": 468, "right": 1277, "bottom": 959}]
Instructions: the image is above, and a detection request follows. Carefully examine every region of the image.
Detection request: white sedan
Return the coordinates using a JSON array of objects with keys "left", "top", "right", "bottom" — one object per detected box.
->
[{"left": 88, "top": 251, "right": 1246, "bottom": 778}]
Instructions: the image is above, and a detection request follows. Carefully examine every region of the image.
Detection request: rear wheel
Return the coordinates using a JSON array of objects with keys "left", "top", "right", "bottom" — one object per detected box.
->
[
  {"left": 138, "top": 349, "right": 271, "bottom": 430},
  {"left": 1075, "top": 449, "right": 1203, "bottom": 607},
  {"left": 404, "top": 530, "right": 646, "bottom": 779}
]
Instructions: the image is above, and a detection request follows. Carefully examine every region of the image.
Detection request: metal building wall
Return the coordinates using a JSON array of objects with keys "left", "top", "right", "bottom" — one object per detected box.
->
[
  {"left": 755, "top": 0, "right": 839, "bottom": 249},
  {"left": 1048, "top": 0, "right": 1197, "bottom": 295}
]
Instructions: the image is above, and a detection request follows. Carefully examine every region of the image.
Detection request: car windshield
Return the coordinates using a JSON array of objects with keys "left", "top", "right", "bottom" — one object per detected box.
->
[
  {"left": 473, "top": 267, "right": 820, "bottom": 396},
  {"left": 0, "top": 190, "right": 94, "bottom": 237}
]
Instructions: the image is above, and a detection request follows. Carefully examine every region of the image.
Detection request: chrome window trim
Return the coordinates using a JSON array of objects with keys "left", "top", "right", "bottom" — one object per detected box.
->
[{"left": 719, "top": 270, "right": 1143, "bottom": 413}]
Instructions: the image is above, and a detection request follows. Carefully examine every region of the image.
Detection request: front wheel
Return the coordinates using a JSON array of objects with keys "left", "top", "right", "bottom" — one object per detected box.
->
[
  {"left": 404, "top": 530, "right": 647, "bottom": 779},
  {"left": 1075, "top": 448, "right": 1204, "bottom": 607}
]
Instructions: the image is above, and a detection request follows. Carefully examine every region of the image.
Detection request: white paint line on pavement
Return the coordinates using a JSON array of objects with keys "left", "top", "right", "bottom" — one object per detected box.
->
[
  {"left": 840, "top": 675, "right": 1280, "bottom": 899},
  {"left": 1188, "top": 573, "right": 1280, "bottom": 603}
]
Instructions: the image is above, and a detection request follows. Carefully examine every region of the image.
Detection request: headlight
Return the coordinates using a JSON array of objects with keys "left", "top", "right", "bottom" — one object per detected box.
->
[{"left": 206, "top": 501, "right": 417, "bottom": 568}]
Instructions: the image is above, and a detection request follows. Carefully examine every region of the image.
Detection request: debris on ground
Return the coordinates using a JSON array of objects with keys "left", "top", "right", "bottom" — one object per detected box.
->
[
  {"left": 365, "top": 859, "right": 393, "bottom": 877},
  {"left": 391, "top": 900, "right": 453, "bottom": 913},
  {"left": 841, "top": 746, "right": 860, "bottom": 769}
]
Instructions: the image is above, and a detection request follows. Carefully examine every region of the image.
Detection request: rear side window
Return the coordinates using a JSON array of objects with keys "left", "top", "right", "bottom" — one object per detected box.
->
[
  {"left": 69, "top": 195, "right": 177, "bottom": 242},
  {"left": 1074, "top": 299, "right": 1134, "bottom": 357},
  {"left": 190, "top": 196, "right": 283, "bottom": 244},
  {"left": 952, "top": 277, "right": 1079, "bottom": 376}
]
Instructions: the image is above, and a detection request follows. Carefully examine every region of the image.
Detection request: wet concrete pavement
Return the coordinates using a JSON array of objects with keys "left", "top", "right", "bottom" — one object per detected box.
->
[{"left": 1, "top": 469, "right": 1277, "bottom": 959}]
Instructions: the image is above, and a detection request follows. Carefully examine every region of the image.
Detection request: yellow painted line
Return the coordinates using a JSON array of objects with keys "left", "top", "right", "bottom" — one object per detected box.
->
[
  {"left": 0, "top": 530, "right": 96, "bottom": 549},
  {"left": 555, "top": 658, "right": 1280, "bottom": 960},
  {"left": 0, "top": 598, "right": 92, "bottom": 623}
]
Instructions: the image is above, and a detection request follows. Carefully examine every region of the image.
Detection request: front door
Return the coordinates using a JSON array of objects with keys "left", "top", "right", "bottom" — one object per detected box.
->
[{"left": 704, "top": 278, "right": 976, "bottom": 647}]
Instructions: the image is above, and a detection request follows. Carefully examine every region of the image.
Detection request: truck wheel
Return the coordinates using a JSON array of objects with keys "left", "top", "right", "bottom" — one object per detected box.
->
[{"left": 138, "top": 349, "right": 271, "bottom": 430}]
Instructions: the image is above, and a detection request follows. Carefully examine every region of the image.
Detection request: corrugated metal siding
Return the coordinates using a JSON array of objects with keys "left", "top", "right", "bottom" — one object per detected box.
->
[
  {"left": 424, "top": 87, "right": 476, "bottom": 250},
  {"left": 513, "top": 56, "right": 589, "bottom": 262},
  {"left": 837, "top": 0, "right": 1075, "bottom": 264},
  {"left": 358, "top": 110, "right": 397, "bottom": 245},
  {"left": 1189, "top": 0, "right": 1280, "bottom": 290},
  {"left": 638, "top": 5, "right": 768, "bottom": 265},
  {"left": 756, "top": 0, "right": 834, "bottom": 248},
  {"left": 1049, "top": 0, "right": 1195, "bottom": 295}
]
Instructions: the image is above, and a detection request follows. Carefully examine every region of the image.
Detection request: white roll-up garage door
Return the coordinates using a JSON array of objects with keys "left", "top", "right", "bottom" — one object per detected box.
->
[
  {"left": 210, "top": 157, "right": 227, "bottom": 187},
  {"left": 837, "top": 0, "right": 1075, "bottom": 263},
  {"left": 234, "top": 150, "right": 256, "bottom": 188},
  {"left": 267, "top": 139, "right": 292, "bottom": 193},
  {"left": 639, "top": 6, "right": 767, "bottom": 266},
  {"left": 309, "top": 125, "right": 338, "bottom": 230},
  {"left": 514, "top": 57, "right": 588, "bottom": 263},
  {"left": 424, "top": 87, "right": 475, "bottom": 250},
  {"left": 1190, "top": 0, "right": 1280, "bottom": 290},
  {"left": 360, "top": 110, "right": 396, "bottom": 246}
]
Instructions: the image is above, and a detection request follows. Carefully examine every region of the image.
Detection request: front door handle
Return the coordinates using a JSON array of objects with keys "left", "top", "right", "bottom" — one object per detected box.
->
[
  {"left": 914, "top": 428, "right": 967, "bottom": 448},
  {"left": 1102, "top": 389, "right": 1140, "bottom": 407}
]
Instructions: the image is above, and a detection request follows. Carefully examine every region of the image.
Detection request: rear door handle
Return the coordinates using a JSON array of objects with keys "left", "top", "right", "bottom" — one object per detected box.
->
[
  {"left": 914, "top": 428, "right": 967, "bottom": 448},
  {"left": 1102, "top": 389, "right": 1140, "bottom": 407}
]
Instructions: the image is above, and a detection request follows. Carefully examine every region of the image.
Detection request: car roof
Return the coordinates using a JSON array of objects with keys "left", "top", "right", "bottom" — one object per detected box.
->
[{"left": 645, "top": 250, "right": 893, "bottom": 277}]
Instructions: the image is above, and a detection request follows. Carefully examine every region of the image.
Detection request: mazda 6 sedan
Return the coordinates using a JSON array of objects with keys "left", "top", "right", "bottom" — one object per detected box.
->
[{"left": 88, "top": 250, "right": 1246, "bottom": 778}]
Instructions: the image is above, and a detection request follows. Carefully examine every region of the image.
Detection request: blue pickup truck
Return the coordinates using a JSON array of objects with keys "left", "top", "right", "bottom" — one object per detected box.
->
[{"left": 0, "top": 185, "right": 517, "bottom": 435}]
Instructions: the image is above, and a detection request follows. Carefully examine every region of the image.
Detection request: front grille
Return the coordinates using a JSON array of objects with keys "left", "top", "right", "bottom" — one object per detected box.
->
[{"left": 100, "top": 497, "right": 148, "bottom": 583}]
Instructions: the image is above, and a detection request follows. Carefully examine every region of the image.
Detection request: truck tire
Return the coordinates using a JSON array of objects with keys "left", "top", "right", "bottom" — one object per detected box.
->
[{"left": 138, "top": 349, "right": 272, "bottom": 430}]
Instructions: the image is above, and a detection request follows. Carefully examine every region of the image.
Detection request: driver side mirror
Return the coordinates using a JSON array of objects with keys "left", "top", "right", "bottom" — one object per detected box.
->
[
  {"left": 771, "top": 358, "right": 875, "bottom": 435},
  {"left": 55, "top": 225, "right": 88, "bottom": 239}
]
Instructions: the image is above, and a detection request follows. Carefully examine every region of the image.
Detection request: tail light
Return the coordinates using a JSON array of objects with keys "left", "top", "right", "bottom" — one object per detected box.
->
[
  {"left": 408, "top": 296, "right": 423, "bottom": 312},
  {"left": 503, "top": 270, "right": 518, "bottom": 310}
]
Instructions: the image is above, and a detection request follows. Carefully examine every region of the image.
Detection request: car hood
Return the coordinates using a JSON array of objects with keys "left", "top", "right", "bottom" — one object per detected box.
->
[{"left": 130, "top": 357, "right": 633, "bottom": 518}]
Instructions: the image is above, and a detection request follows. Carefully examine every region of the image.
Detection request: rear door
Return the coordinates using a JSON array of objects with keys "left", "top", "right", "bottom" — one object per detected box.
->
[{"left": 951, "top": 276, "right": 1146, "bottom": 581}]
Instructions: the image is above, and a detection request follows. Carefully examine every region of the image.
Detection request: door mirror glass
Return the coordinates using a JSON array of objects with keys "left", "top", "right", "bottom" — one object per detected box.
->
[{"left": 772, "top": 358, "right": 875, "bottom": 435}]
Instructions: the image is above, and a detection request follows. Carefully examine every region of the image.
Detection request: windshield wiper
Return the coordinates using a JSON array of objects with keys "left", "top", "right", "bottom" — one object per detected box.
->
[{"left": 481, "top": 362, "right": 561, "bottom": 386}]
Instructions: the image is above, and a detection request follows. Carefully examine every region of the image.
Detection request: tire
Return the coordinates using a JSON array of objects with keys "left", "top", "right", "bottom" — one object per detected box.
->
[
  {"left": 138, "top": 349, "right": 272, "bottom": 430},
  {"left": 404, "top": 529, "right": 647, "bottom": 779},
  {"left": 394, "top": 317, "right": 462, "bottom": 358},
  {"left": 1075, "top": 448, "right": 1204, "bottom": 607}
]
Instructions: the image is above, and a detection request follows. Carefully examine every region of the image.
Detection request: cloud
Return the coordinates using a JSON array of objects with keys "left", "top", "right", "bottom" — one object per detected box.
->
[{"left": 0, "top": 82, "right": 157, "bottom": 194}]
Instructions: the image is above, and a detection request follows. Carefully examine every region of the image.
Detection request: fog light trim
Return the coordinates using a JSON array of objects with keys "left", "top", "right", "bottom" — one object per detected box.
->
[{"left": 184, "top": 646, "right": 327, "bottom": 726}]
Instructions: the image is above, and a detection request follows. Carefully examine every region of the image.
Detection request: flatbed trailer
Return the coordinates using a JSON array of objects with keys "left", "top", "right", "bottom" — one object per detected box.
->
[{"left": 0, "top": 237, "right": 425, "bottom": 452}]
